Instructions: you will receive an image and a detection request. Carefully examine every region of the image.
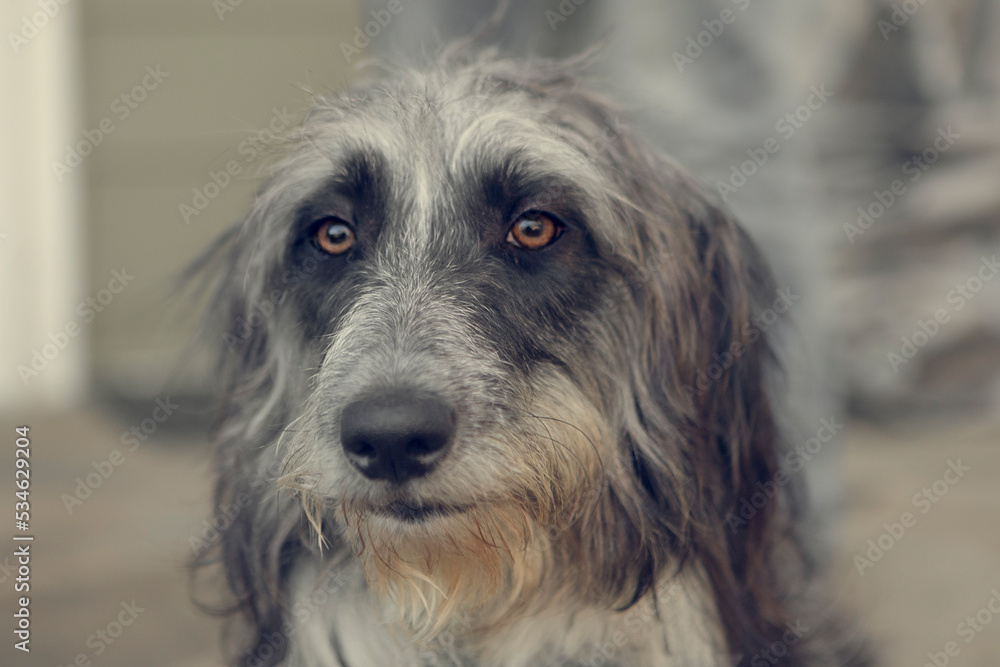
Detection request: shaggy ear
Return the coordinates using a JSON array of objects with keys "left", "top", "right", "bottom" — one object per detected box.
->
[
  {"left": 681, "top": 185, "right": 783, "bottom": 521},
  {"left": 187, "top": 219, "right": 316, "bottom": 667},
  {"left": 183, "top": 222, "right": 267, "bottom": 395},
  {"left": 595, "top": 120, "right": 795, "bottom": 649},
  {"left": 554, "top": 87, "right": 807, "bottom": 656},
  {"left": 198, "top": 213, "right": 302, "bottom": 437},
  {"left": 669, "top": 175, "right": 803, "bottom": 655}
]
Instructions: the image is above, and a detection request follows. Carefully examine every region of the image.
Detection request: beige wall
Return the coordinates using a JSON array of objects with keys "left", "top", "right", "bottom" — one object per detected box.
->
[
  {"left": 3, "top": 1, "right": 363, "bottom": 411},
  {"left": 78, "top": 1, "right": 359, "bottom": 401}
]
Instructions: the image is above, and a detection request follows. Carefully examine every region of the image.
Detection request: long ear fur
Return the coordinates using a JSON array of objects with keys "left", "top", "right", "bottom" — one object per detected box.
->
[
  {"left": 545, "top": 85, "right": 832, "bottom": 662},
  {"left": 609, "top": 123, "right": 869, "bottom": 664},
  {"left": 677, "top": 184, "right": 798, "bottom": 656},
  {"left": 189, "top": 219, "right": 324, "bottom": 667}
]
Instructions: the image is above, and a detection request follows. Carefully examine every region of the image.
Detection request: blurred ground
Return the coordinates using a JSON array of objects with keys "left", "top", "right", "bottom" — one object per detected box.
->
[
  {"left": 0, "top": 409, "right": 997, "bottom": 666},
  {"left": 831, "top": 415, "right": 1000, "bottom": 666},
  {"left": 0, "top": 407, "right": 221, "bottom": 667}
]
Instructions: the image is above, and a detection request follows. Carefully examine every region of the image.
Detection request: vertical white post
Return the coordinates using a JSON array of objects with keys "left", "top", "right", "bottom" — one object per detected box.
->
[{"left": 0, "top": 0, "right": 86, "bottom": 411}]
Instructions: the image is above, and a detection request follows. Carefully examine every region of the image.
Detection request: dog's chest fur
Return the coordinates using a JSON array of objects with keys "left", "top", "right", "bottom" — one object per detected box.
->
[{"left": 284, "top": 561, "right": 724, "bottom": 667}]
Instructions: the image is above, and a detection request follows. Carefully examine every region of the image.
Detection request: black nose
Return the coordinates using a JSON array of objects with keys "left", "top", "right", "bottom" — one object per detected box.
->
[{"left": 339, "top": 391, "right": 455, "bottom": 483}]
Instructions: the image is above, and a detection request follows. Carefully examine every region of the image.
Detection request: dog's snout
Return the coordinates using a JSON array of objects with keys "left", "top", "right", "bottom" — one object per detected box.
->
[{"left": 339, "top": 391, "right": 455, "bottom": 483}]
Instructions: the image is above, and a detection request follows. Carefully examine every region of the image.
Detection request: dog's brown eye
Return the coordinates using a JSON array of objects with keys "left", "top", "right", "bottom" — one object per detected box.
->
[
  {"left": 315, "top": 218, "right": 355, "bottom": 255},
  {"left": 506, "top": 212, "right": 561, "bottom": 250}
]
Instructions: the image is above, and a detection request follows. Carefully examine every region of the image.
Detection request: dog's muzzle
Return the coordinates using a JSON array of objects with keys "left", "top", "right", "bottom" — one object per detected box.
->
[{"left": 339, "top": 390, "right": 455, "bottom": 484}]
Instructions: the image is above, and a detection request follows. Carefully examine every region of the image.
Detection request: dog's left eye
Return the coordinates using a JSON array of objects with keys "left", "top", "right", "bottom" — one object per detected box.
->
[
  {"left": 506, "top": 211, "right": 562, "bottom": 250},
  {"left": 314, "top": 218, "right": 356, "bottom": 255}
]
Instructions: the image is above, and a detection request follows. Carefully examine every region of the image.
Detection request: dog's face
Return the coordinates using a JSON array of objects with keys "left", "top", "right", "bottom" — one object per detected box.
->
[
  {"left": 211, "top": 55, "right": 784, "bottom": 649},
  {"left": 277, "top": 65, "right": 644, "bottom": 629}
]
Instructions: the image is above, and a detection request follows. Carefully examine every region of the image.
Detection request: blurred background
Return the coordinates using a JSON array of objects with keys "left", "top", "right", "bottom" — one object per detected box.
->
[{"left": 1, "top": 1, "right": 998, "bottom": 665}]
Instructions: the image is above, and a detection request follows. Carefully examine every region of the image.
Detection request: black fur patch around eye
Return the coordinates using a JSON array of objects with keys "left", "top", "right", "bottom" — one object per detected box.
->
[
  {"left": 449, "top": 158, "right": 614, "bottom": 369},
  {"left": 281, "top": 150, "right": 391, "bottom": 340}
]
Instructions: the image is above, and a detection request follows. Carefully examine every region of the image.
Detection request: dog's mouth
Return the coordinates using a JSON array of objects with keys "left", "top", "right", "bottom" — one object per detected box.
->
[{"left": 373, "top": 499, "right": 470, "bottom": 523}]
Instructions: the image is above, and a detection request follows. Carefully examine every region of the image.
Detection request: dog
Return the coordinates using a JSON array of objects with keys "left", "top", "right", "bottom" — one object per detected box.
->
[{"left": 193, "top": 49, "right": 868, "bottom": 666}]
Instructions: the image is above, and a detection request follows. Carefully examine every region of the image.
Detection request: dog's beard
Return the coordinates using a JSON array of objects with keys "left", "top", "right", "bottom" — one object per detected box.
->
[
  {"left": 282, "top": 369, "right": 612, "bottom": 643},
  {"left": 342, "top": 497, "right": 549, "bottom": 640}
]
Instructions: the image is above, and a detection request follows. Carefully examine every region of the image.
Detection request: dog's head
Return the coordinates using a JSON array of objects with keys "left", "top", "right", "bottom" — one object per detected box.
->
[{"left": 205, "top": 51, "right": 794, "bottom": 658}]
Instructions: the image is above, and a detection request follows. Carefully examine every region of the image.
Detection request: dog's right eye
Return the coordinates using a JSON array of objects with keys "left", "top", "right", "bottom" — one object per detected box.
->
[
  {"left": 506, "top": 211, "right": 562, "bottom": 250},
  {"left": 314, "top": 218, "right": 356, "bottom": 255}
]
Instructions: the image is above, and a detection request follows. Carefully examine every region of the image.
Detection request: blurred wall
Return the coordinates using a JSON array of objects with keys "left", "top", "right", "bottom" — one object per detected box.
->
[
  {"left": 6, "top": 0, "right": 1000, "bottom": 422},
  {"left": 2, "top": 1, "right": 361, "bottom": 414},
  {"left": 80, "top": 1, "right": 359, "bottom": 403}
]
